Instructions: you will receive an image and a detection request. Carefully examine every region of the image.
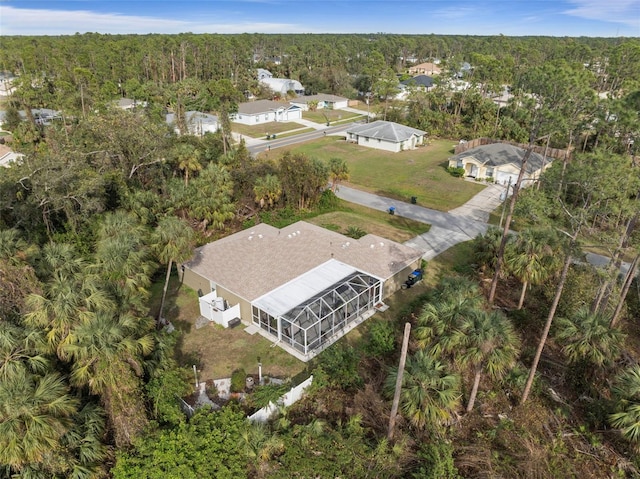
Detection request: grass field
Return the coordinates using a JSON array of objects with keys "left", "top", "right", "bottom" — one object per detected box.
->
[
  {"left": 302, "top": 109, "right": 364, "bottom": 124},
  {"left": 231, "top": 121, "right": 305, "bottom": 138},
  {"left": 306, "top": 200, "right": 430, "bottom": 242},
  {"left": 260, "top": 137, "right": 485, "bottom": 211}
]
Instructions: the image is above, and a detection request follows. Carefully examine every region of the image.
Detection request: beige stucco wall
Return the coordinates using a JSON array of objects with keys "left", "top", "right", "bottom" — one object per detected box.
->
[
  {"left": 216, "top": 285, "right": 252, "bottom": 325},
  {"left": 382, "top": 259, "right": 422, "bottom": 298},
  {"left": 181, "top": 268, "right": 212, "bottom": 296}
]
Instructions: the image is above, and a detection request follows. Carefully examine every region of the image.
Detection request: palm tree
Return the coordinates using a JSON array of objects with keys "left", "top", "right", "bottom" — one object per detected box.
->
[
  {"left": 384, "top": 350, "right": 461, "bottom": 429},
  {"left": 93, "top": 212, "right": 154, "bottom": 313},
  {"left": 555, "top": 308, "right": 626, "bottom": 367},
  {"left": 176, "top": 144, "right": 202, "bottom": 186},
  {"left": 453, "top": 310, "right": 520, "bottom": 412},
  {"left": 152, "top": 216, "right": 196, "bottom": 324},
  {"left": 472, "top": 227, "right": 508, "bottom": 275},
  {"left": 0, "top": 369, "right": 78, "bottom": 472},
  {"left": 609, "top": 365, "right": 640, "bottom": 450},
  {"left": 24, "top": 271, "right": 110, "bottom": 359},
  {"left": 253, "top": 174, "right": 282, "bottom": 209},
  {"left": 414, "top": 277, "right": 484, "bottom": 357},
  {"left": 62, "top": 310, "right": 154, "bottom": 447},
  {"left": 504, "top": 228, "right": 561, "bottom": 309},
  {"left": 328, "top": 157, "right": 349, "bottom": 192}
]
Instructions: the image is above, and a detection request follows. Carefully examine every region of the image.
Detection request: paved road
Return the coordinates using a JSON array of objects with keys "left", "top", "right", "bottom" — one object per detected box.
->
[
  {"left": 246, "top": 122, "right": 357, "bottom": 156},
  {"left": 334, "top": 183, "right": 508, "bottom": 260}
]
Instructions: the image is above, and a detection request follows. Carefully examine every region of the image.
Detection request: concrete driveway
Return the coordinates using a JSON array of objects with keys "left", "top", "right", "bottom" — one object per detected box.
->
[{"left": 334, "top": 184, "right": 505, "bottom": 260}]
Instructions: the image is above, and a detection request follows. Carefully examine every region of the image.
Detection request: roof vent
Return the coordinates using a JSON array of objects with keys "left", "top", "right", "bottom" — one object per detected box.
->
[
  {"left": 248, "top": 236, "right": 253, "bottom": 241},
  {"left": 370, "top": 244, "right": 375, "bottom": 248},
  {"left": 380, "top": 242, "right": 384, "bottom": 246},
  {"left": 258, "top": 234, "right": 263, "bottom": 239},
  {"left": 287, "top": 234, "right": 292, "bottom": 239}
]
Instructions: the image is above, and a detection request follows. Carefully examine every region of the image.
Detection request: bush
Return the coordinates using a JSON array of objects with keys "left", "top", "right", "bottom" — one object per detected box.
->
[
  {"left": 230, "top": 368, "right": 247, "bottom": 393},
  {"left": 345, "top": 225, "right": 366, "bottom": 239},
  {"left": 412, "top": 441, "right": 461, "bottom": 479},
  {"left": 364, "top": 320, "right": 396, "bottom": 357},
  {"left": 315, "top": 343, "right": 362, "bottom": 391},
  {"left": 446, "top": 166, "right": 465, "bottom": 178}
]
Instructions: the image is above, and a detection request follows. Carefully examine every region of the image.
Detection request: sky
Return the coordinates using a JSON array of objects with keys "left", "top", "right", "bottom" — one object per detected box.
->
[{"left": 0, "top": 0, "right": 638, "bottom": 37}]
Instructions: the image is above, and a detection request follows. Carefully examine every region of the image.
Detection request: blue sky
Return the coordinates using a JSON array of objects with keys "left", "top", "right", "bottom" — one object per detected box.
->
[{"left": 0, "top": 0, "right": 638, "bottom": 37}]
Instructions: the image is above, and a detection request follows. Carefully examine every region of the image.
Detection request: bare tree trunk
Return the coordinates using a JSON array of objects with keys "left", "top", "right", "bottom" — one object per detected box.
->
[
  {"left": 158, "top": 259, "right": 173, "bottom": 325},
  {"left": 610, "top": 254, "right": 639, "bottom": 328},
  {"left": 388, "top": 322, "right": 411, "bottom": 441},
  {"left": 488, "top": 144, "right": 534, "bottom": 304},
  {"left": 518, "top": 281, "right": 528, "bottom": 310},
  {"left": 521, "top": 238, "right": 576, "bottom": 405},
  {"left": 466, "top": 366, "right": 482, "bottom": 413}
]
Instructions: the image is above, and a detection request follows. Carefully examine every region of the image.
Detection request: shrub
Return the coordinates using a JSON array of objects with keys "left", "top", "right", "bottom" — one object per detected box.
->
[
  {"left": 446, "top": 166, "right": 465, "bottom": 177},
  {"left": 364, "top": 320, "right": 396, "bottom": 357},
  {"left": 230, "top": 368, "right": 247, "bottom": 393},
  {"left": 345, "top": 225, "right": 366, "bottom": 239},
  {"left": 315, "top": 343, "right": 362, "bottom": 391}
]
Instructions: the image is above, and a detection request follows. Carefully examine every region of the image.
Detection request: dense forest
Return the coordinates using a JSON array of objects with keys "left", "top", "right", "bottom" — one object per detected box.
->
[{"left": 0, "top": 33, "right": 639, "bottom": 478}]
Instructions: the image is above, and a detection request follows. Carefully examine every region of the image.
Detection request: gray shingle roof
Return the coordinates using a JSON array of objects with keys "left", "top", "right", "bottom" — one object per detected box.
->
[
  {"left": 346, "top": 120, "right": 426, "bottom": 143},
  {"left": 183, "top": 221, "right": 422, "bottom": 303},
  {"left": 401, "top": 75, "right": 434, "bottom": 88},
  {"left": 450, "top": 143, "right": 551, "bottom": 173},
  {"left": 237, "top": 99, "right": 298, "bottom": 115}
]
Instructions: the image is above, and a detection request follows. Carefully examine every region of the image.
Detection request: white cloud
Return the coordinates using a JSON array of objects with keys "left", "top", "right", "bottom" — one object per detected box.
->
[
  {"left": 0, "top": 6, "right": 310, "bottom": 35},
  {"left": 563, "top": 0, "right": 640, "bottom": 28}
]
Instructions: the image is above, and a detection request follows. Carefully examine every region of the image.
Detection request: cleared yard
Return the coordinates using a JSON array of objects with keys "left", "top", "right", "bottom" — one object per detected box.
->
[
  {"left": 150, "top": 277, "right": 306, "bottom": 383},
  {"left": 261, "top": 137, "right": 485, "bottom": 211},
  {"left": 231, "top": 121, "right": 305, "bottom": 138},
  {"left": 306, "top": 200, "right": 430, "bottom": 242},
  {"left": 302, "top": 110, "right": 364, "bottom": 124}
]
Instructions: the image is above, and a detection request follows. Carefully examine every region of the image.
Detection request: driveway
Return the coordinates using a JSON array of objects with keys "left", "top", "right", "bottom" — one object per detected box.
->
[{"left": 334, "top": 184, "right": 506, "bottom": 260}]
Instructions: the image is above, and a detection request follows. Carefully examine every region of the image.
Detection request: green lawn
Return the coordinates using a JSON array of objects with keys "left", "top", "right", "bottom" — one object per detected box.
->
[
  {"left": 266, "top": 137, "right": 485, "bottom": 211},
  {"left": 306, "top": 200, "right": 430, "bottom": 243},
  {"left": 302, "top": 110, "right": 364, "bottom": 124},
  {"left": 149, "top": 275, "right": 306, "bottom": 383},
  {"left": 231, "top": 121, "right": 305, "bottom": 138}
]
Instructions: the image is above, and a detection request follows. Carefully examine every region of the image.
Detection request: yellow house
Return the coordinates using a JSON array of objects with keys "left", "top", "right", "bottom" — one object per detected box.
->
[{"left": 448, "top": 143, "right": 553, "bottom": 187}]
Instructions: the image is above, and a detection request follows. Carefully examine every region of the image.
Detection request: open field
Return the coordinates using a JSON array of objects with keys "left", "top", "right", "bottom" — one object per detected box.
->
[
  {"left": 302, "top": 109, "right": 364, "bottom": 124},
  {"left": 260, "top": 137, "right": 485, "bottom": 211},
  {"left": 306, "top": 200, "right": 430, "bottom": 242},
  {"left": 231, "top": 120, "right": 305, "bottom": 138}
]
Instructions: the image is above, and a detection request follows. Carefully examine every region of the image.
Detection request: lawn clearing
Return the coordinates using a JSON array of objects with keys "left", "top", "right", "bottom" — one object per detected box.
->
[
  {"left": 306, "top": 200, "right": 430, "bottom": 243},
  {"left": 264, "top": 137, "right": 485, "bottom": 211},
  {"left": 302, "top": 110, "right": 365, "bottom": 124},
  {"left": 150, "top": 275, "right": 306, "bottom": 383},
  {"left": 231, "top": 121, "right": 305, "bottom": 138}
]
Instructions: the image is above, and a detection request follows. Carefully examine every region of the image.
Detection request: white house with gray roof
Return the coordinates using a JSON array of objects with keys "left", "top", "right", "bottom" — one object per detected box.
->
[
  {"left": 180, "top": 221, "right": 422, "bottom": 361},
  {"left": 232, "top": 100, "right": 302, "bottom": 125},
  {"left": 345, "top": 120, "right": 426, "bottom": 153},
  {"left": 166, "top": 111, "right": 219, "bottom": 136},
  {"left": 289, "top": 94, "right": 349, "bottom": 111},
  {"left": 448, "top": 142, "right": 554, "bottom": 186}
]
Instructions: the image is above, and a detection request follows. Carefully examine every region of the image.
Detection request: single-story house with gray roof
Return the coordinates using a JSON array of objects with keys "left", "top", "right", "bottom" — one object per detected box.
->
[
  {"left": 448, "top": 142, "right": 554, "bottom": 186},
  {"left": 166, "top": 111, "right": 219, "bottom": 136},
  {"left": 180, "top": 221, "right": 422, "bottom": 361},
  {"left": 232, "top": 100, "right": 302, "bottom": 126},
  {"left": 289, "top": 94, "right": 349, "bottom": 111},
  {"left": 345, "top": 120, "right": 426, "bottom": 153}
]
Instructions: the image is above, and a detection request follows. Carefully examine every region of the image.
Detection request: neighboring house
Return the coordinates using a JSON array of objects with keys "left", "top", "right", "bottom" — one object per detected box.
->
[
  {"left": 115, "top": 98, "right": 148, "bottom": 110},
  {"left": 166, "top": 111, "right": 219, "bottom": 136},
  {"left": 257, "top": 68, "right": 273, "bottom": 81},
  {"left": 408, "top": 62, "right": 442, "bottom": 76},
  {"left": 0, "top": 144, "right": 24, "bottom": 167},
  {"left": 232, "top": 99, "right": 302, "bottom": 125},
  {"left": 0, "top": 72, "right": 16, "bottom": 97},
  {"left": 401, "top": 75, "right": 434, "bottom": 90},
  {"left": 31, "top": 109, "right": 62, "bottom": 125},
  {"left": 397, "top": 75, "right": 435, "bottom": 98},
  {"left": 257, "top": 70, "right": 304, "bottom": 96},
  {"left": 448, "top": 142, "right": 554, "bottom": 186},
  {"left": 181, "top": 221, "right": 423, "bottom": 361},
  {"left": 345, "top": 120, "right": 426, "bottom": 153},
  {"left": 289, "top": 94, "right": 349, "bottom": 111}
]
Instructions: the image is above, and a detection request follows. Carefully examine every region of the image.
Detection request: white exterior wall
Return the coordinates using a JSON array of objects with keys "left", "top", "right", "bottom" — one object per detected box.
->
[
  {"left": 356, "top": 136, "right": 401, "bottom": 152},
  {"left": 233, "top": 108, "right": 302, "bottom": 125}
]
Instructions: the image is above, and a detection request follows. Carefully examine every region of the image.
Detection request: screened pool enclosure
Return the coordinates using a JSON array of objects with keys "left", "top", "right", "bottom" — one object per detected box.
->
[{"left": 251, "top": 260, "right": 382, "bottom": 357}]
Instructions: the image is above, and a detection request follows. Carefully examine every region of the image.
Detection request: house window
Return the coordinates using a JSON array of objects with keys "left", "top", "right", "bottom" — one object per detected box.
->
[
  {"left": 486, "top": 167, "right": 494, "bottom": 177},
  {"left": 456, "top": 159, "right": 463, "bottom": 168},
  {"left": 365, "top": 137, "right": 369, "bottom": 142}
]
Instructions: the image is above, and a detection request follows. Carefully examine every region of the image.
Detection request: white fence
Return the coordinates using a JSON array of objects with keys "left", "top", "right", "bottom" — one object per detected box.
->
[{"left": 248, "top": 375, "right": 313, "bottom": 423}]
